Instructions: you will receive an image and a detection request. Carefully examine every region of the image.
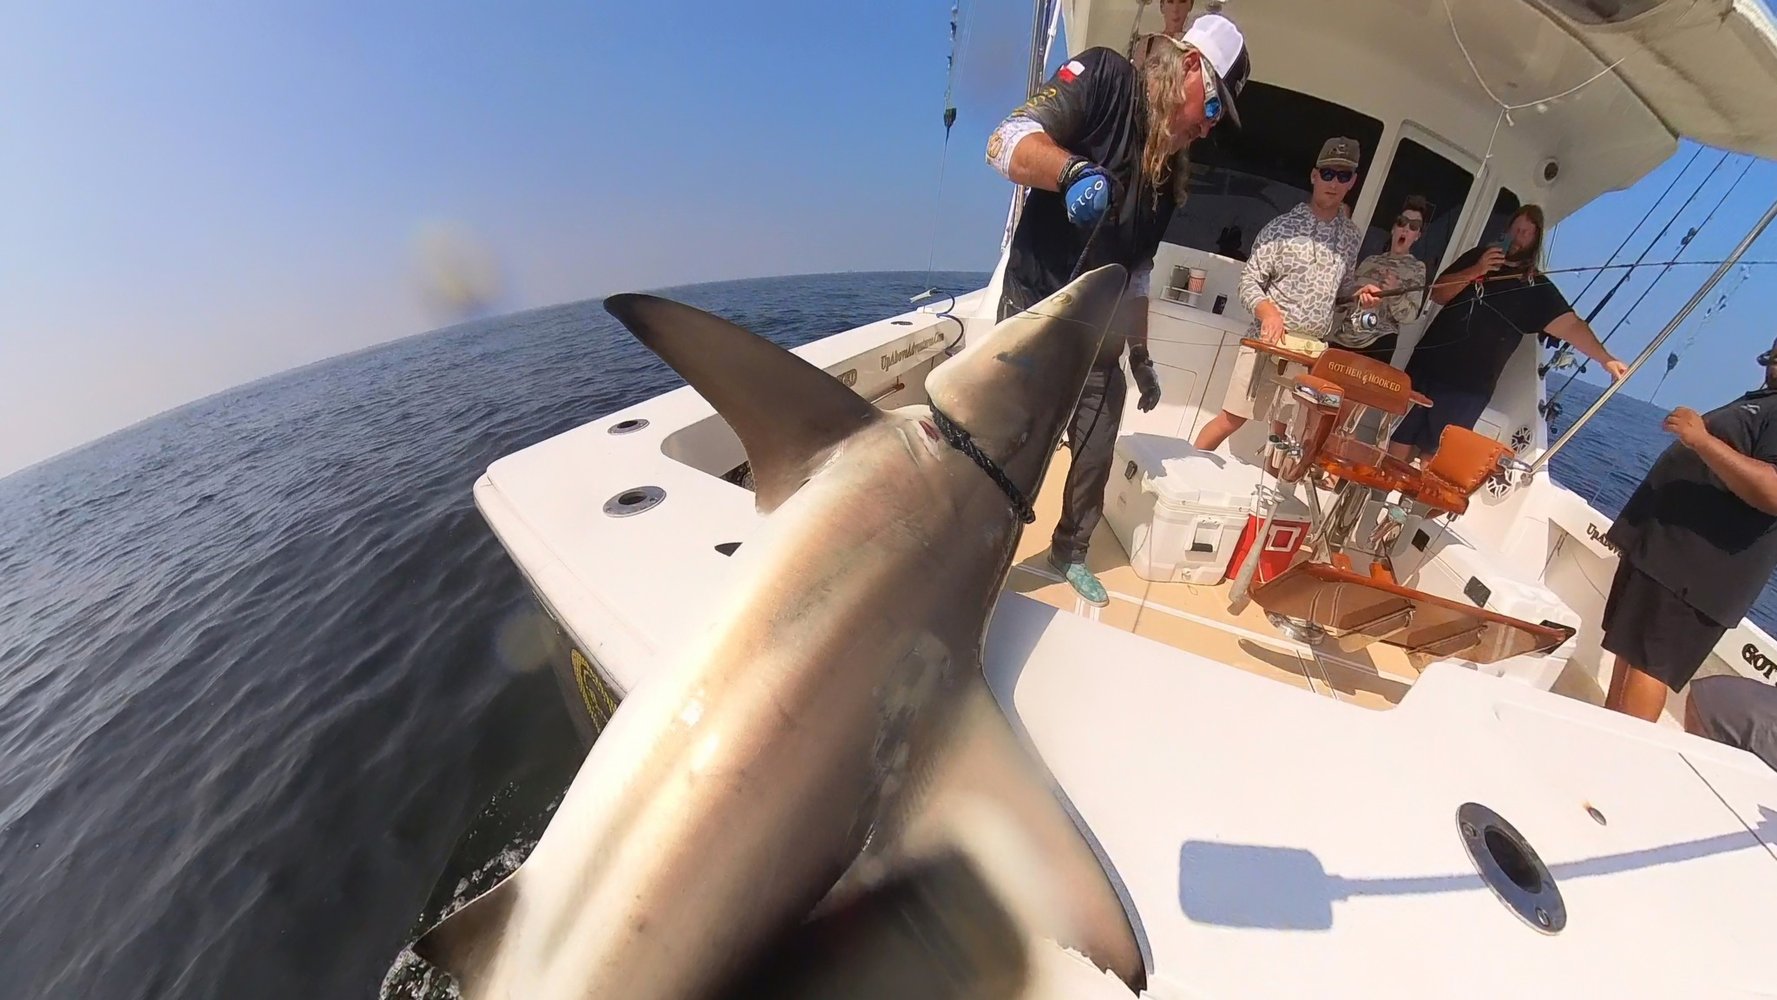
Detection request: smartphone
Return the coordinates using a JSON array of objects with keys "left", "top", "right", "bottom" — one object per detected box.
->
[{"left": 1494, "top": 234, "right": 1514, "bottom": 254}]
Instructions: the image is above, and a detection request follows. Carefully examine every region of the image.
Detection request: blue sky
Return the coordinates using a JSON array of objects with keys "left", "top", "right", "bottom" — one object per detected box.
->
[{"left": 5, "top": 1, "right": 1776, "bottom": 477}]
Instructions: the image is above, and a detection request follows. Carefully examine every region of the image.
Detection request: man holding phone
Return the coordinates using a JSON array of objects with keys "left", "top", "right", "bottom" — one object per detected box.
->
[{"left": 1387, "top": 204, "right": 1628, "bottom": 462}]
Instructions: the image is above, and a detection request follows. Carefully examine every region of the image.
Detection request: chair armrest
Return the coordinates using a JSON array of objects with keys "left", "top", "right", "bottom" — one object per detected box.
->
[
  {"left": 1239, "top": 338, "right": 1322, "bottom": 369},
  {"left": 1294, "top": 373, "right": 1344, "bottom": 404}
]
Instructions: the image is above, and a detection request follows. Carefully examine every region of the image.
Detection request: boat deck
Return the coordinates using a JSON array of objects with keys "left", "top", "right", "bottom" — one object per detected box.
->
[{"left": 1006, "top": 448, "right": 1611, "bottom": 712}]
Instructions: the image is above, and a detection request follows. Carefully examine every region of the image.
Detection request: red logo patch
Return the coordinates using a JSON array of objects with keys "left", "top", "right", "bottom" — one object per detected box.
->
[{"left": 1058, "top": 59, "right": 1084, "bottom": 83}]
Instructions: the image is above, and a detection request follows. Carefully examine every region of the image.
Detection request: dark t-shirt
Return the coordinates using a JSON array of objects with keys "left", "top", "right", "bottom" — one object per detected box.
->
[
  {"left": 1607, "top": 386, "right": 1777, "bottom": 625},
  {"left": 1405, "top": 246, "right": 1573, "bottom": 392},
  {"left": 1002, "top": 48, "right": 1179, "bottom": 308}
]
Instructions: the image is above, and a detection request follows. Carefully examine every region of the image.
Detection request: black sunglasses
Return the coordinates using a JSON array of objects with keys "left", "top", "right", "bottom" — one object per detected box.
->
[
  {"left": 1394, "top": 215, "right": 1423, "bottom": 232},
  {"left": 1318, "top": 167, "right": 1355, "bottom": 183}
]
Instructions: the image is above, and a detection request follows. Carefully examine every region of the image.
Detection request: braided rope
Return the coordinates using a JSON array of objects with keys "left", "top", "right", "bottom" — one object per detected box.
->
[{"left": 929, "top": 405, "right": 1037, "bottom": 524}]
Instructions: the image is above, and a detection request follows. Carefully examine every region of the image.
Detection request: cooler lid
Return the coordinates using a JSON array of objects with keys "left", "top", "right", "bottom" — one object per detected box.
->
[{"left": 1119, "top": 435, "right": 1269, "bottom": 511}]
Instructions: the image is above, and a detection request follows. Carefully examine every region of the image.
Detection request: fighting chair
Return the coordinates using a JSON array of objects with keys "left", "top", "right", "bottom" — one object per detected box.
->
[{"left": 1228, "top": 343, "right": 1561, "bottom": 663}]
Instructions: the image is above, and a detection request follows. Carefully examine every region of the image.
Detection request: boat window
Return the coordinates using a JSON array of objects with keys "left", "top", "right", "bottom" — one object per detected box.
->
[
  {"left": 1162, "top": 81, "right": 1384, "bottom": 261},
  {"left": 1538, "top": 0, "right": 1661, "bottom": 25},
  {"left": 1356, "top": 137, "right": 1475, "bottom": 278}
]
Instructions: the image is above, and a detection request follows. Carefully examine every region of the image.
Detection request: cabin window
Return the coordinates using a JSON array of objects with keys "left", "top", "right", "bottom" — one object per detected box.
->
[
  {"left": 1356, "top": 136, "right": 1474, "bottom": 279},
  {"left": 1540, "top": 0, "right": 1661, "bottom": 25},
  {"left": 1162, "top": 81, "right": 1384, "bottom": 261}
]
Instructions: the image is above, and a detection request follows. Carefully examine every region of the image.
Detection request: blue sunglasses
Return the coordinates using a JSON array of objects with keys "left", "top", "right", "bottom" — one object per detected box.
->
[{"left": 1319, "top": 167, "right": 1355, "bottom": 183}]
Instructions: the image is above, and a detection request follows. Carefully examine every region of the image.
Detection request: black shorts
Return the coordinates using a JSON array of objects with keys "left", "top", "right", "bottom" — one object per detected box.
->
[
  {"left": 1600, "top": 560, "right": 1727, "bottom": 692},
  {"left": 1345, "top": 333, "right": 1397, "bottom": 365},
  {"left": 1390, "top": 378, "right": 1491, "bottom": 454}
]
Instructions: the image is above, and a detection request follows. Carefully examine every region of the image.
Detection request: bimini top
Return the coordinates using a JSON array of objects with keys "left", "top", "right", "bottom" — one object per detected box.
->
[{"left": 1061, "top": 0, "right": 1777, "bottom": 162}]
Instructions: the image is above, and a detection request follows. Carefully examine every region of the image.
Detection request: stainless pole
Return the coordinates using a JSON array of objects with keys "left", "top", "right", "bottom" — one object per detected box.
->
[
  {"left": 1025, "top": 0, "right": 1051, "bottom": 96},
  {"left": 1002, "top": 0, "right": 1058, "bottom": 251},
  {"left": 1531, "top": 194, "right": 1777, "bottom": 474}
]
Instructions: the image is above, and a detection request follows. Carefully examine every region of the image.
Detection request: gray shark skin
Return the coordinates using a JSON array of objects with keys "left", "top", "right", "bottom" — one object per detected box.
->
[
  {"left": 413, "top": 264, "right": 1138, "bottom": 999},
  {"left": 722, "top": 794, "right": 1075, "bottom": 1000}
]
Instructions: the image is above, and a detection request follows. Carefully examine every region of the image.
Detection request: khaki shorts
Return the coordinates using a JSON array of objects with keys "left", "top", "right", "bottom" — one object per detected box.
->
[{"left": 1220, "top": 335, "right": 1327, "bottom": 420}]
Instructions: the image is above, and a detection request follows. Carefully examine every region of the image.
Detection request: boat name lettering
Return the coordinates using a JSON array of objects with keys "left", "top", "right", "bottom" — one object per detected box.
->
[
  {"left": 837, "top": 368, "right": 858, "bottom": 387},
  {"left": 880, "top": 332, "right": 947, "bottom": 371},
  {"left": 1743, "top": 644, "right": 1777, "bottom": 680},
  {"left": 1585, "top": 523, "right": 1620, "bottom": 553},
  {"left": 1322, "top": 361, "right": 1401, "bottom": 393}
]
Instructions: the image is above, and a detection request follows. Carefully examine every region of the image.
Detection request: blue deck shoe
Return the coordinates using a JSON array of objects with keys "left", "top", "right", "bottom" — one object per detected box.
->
[{"left": 1048, "top": 553, "right": 1110, "bottom": 607}]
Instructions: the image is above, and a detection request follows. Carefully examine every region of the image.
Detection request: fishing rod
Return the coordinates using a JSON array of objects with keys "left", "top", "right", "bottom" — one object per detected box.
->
[
  {"left": 1544, "top": 154, "right": 1755, "bottom": 404},
  {"left": 1574, "top": 150, "right": 1733, "bottom": 325},
  {"left": 1333, "top": 257, "right": 1777, "bottom": 307},
  {"left": 1563, "top": 145, "right": 1705, "bottom": 315},
  {"left": 1532, "top": 194, "right": 1777, "bottom": 475}
]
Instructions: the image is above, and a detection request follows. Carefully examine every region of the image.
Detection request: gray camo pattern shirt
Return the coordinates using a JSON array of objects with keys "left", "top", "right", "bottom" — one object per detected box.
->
[{"left": 1238, "top": 202, "right": 1363, "bottom": 340}]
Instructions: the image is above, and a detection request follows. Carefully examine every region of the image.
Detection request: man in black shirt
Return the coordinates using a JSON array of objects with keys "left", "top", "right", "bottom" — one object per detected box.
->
[
  {"left": 1389, "top": 205, "right": 1626, "bottom": 462},
  {"left": 985, "top": 14, "right": 1249, "bottom": 605},
  {"left": 1603, "top": 338, "right": 1777, "bottom": 721}
]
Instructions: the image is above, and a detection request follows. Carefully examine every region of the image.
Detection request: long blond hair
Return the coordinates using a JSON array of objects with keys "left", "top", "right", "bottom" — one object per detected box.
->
[{"left": 1139, "top": 40, "right": 1197, "bottom": 204}]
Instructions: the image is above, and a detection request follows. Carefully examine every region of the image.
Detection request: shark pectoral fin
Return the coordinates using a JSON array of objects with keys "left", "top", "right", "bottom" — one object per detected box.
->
[
  {"left": 411, "top": 872, "right": 522, "bottom": 991},
  {"left": 841, "top": 674, "right": 1147, "bottom": 990},
  {"left": 604, "top": 293, "right": 882, "bottom": 513}
]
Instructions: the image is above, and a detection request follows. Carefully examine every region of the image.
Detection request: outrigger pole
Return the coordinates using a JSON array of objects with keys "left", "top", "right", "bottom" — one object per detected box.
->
[{"left": 1530, "top": 194, "right": 1777, "bottom": 475}]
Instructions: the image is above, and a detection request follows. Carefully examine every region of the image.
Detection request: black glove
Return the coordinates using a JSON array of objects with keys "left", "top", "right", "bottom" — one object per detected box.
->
[{"left": 1129, "top": 347, "right": 1161, "bottom": 412}]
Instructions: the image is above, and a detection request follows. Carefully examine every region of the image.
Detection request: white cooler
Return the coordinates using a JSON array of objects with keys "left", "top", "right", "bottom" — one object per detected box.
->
[
  {"left": 1104, "top": 436, "right": 1308, "bottom": 585},
  {"left": 1404, "top": 534, "right": 1581, "bottom": 690}
]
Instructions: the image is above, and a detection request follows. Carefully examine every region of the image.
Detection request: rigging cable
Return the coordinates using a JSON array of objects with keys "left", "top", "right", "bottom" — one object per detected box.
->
[
  {"left": 915, "top": 0, "right": 979, "bottom": 304},
  {"left": 1442, "top": 0, "right": 1632, "bottom": 168},
  {"left": 1652, "top": 255, "right": 1757, "bottom": 401},
  {"left": 1546, "top": 153, "right": 1751, "bottom": 409},
  {"left": 1563, "top": 145, "right": 1704, "bottom": 326},
  {"left": 1592, "top": 156, "right": 1752, "bottom": 349},
  {"left": 1576, "top": 150, "right": 1730, "bottom": 332}
]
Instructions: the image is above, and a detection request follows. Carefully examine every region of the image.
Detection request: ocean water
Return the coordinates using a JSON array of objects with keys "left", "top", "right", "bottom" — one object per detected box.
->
[{"left": 0, "top": 270, "right": 1769, "bottom": 1000}]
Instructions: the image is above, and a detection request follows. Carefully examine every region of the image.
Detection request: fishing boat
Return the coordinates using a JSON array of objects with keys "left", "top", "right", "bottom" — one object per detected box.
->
[{"left": 466, "top": 2, "right": 1777, "bottom": 996}]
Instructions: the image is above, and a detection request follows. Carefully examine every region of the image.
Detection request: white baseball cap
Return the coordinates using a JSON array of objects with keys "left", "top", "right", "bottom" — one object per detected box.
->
[{"left": 1179, "top": 13, "right": 1250, "bottom": 127}]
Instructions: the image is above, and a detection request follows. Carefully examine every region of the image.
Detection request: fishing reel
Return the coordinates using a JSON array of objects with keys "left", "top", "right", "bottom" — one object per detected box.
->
[{"left": 1331, "top": 306, "right": 1383, "bottom": 349}]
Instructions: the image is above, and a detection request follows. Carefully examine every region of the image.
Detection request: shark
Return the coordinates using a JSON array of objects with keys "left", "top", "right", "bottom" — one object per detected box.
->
[{"left": 413, "top": 263, "right": 1144, "bottom": 999}]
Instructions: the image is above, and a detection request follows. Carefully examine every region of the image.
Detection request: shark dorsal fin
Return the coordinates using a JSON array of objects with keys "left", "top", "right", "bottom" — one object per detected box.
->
[{"left": 605, "top": 293, "right": 881, "bottom": 513}]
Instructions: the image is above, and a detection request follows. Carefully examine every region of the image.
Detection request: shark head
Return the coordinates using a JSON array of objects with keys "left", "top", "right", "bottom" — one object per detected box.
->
[{"left": 925, "top": 265, "right": 1127, "bottom": 501}]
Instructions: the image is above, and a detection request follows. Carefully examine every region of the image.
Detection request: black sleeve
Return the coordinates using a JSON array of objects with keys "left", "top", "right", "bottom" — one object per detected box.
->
[
  {"left": 1435, "top": 246, "right": 1484, "bottom": 282},
  {"left": 1012, "top": 47, "right": 1123, "bottom": 151},
  {"left": 1753, "top": 408, "right": 1777, "bottom": 465},
  {"left": 1526, "top": 275, "right": 1576, "bottom": 334}
]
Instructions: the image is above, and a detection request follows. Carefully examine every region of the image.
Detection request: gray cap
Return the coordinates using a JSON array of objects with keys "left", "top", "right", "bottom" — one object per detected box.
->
[{"left": 1317, "top": 136, "right": 1361, "bottom": 169}]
